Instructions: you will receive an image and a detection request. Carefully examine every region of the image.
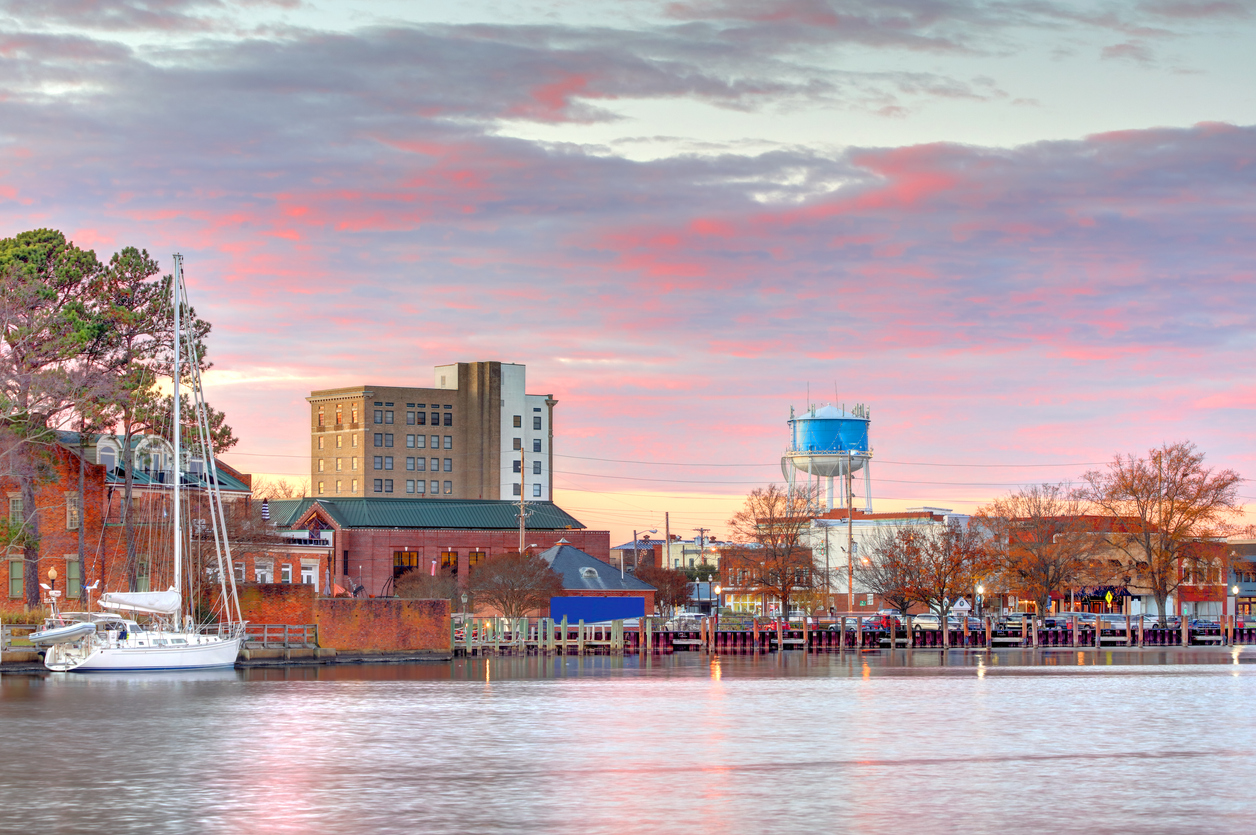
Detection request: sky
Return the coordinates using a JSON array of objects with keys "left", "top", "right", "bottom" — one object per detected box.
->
[{"left": 2, "top": 0, "right": 1255, "bottom": 545}]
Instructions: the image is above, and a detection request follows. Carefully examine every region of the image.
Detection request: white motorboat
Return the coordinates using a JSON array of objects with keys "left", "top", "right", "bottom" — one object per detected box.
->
[{"left": 42, "top": 254, "right": 246, "bottom": 672}]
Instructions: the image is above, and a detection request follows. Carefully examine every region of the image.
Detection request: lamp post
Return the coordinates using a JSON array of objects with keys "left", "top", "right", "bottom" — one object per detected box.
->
[
  {"left": 48, "top": 566, "right": 58, "bottom": 592},
  {"left": 713, "top": 583, "right": 722, "bottom": 628},
  {"left": 976, "top": 585, "right": 984, "bottom": 619},
  {"left": 626, "top": 528, "right": 657, "bottom": 579}
]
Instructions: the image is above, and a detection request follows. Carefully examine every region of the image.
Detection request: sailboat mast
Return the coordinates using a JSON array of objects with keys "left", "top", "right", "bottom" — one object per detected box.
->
[{"left": 172, "top": 254, "right": 182, "bottom": 622}]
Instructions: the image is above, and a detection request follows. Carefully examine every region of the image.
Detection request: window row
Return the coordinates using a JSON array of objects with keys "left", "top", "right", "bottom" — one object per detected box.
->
[
  {"left": 512, "top": 415, "right": 544, "bottom": 430},
  {"left": 316, "top": 435, "right": 357, "bottom": 450},
  {"left": 318, "top": 458, "right": 359, "bottom": 472},
  {"left": 512, "top": 460, "right": 543, "bottom": 474},
  {"left": 321, "top": 479, "right": 360, "bottom": 494},
  {"left": 389, "top": 479, "right": 453, "bottom": 494},
  {"left": 375, "top": 409, "right": 454, "bottom": 427},
  {"left": 400, "top": 457, "right": 453, "bottom": 472},
  {"left": 511, "top": 483, "right": 544, "bottom": 497},
  {"left": 405, "top": 434, "right": 452, "bottom": 449},
  {"left": 512, "top": 438, "right": 543, "bottom": 452},
  {"left": 316, "top": 405, "right": 360, "bottom": 427}
]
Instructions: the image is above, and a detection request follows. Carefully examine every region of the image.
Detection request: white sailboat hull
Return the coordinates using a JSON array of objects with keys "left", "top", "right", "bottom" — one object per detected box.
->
[{"left": 46, "top": 634, "right": 242, "bottom": 673}]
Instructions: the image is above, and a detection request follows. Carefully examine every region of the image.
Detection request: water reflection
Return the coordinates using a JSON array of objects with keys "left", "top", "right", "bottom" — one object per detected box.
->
[{"left": 1, "top": 649, "right": 1253, "bottom": 835}]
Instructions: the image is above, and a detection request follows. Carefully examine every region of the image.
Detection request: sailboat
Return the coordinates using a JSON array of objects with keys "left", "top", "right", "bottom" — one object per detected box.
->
[{"left": 33, "top": 254, "right": 246, "bottom": 672}]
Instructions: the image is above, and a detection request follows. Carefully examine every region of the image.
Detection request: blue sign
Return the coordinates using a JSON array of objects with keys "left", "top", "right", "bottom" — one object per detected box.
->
[{"left": 550, "top": 596, "right": 645, "bottom": 623}]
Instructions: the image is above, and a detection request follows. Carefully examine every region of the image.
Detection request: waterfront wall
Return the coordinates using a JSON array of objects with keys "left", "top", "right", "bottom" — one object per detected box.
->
[{"left": 233, "top": 583, "right": 450, "bottom": 654}]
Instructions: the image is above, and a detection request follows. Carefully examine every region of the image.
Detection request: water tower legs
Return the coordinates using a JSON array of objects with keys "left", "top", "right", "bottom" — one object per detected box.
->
[{"left": 826, "top": 476, "right": 835, "bottom": 511}]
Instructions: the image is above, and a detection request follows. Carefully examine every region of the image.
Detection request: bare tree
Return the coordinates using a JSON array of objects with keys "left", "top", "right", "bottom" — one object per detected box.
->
[
  {"left": 1080, "top": 442, "right": 1242, "bottom": 624},
  {"left": 900, "top": 522, "right": 991, "bottom": 623},
  {"left": 635, "top": 564, "right": 690, "bottom": 617},
  {"left": 469, "top": 551, "right": 564, "bottom": 618},
  {"left": 728, "top": 484, "right": 821, "bottom": 618},
  {"left": 853, "top": 524, "right": 918, "bottom": 616},
  {"left": 977, "top": 483, "right": 1103, "bottom": 618},
  {"left": 251, "top": 476, "right": 309, "bottom": 501},
  {"left": 395, "top": 569, "right": 462, "bottom": 607}
]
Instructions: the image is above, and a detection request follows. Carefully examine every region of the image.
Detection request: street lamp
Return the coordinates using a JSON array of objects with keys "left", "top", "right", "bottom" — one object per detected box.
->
[
  {"left": 626, "top": 528, "right": 657, "bottom": 578},
  {"left": 713, "top": 583, "right": 722, "bottom": 629}
]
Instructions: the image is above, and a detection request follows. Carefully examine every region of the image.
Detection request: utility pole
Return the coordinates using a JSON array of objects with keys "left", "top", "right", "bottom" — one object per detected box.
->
[
  {"left": 693, "top": 527, "right": 709, "bottom": 566},
  {"left": 665, "top": 512, "right": 671, "bottom": 570},
  {"left": 846, "top": 451, "right": 854, "bottom": 614}
]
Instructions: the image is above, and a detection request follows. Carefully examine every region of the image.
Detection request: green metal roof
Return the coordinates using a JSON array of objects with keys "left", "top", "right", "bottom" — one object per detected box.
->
[{"left": 273, "top": 498, "right": 586, "bottom": 531}]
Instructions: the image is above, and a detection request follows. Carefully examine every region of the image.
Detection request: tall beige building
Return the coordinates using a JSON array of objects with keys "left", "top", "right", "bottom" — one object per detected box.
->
[{"left": 307, "top": 362, "right": 556, "bottom": 501}]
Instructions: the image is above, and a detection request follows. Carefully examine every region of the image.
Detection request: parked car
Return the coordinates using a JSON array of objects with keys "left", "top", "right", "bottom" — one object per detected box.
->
[{"left": 909, "top": 613, "right": 942, "bottom": 631}]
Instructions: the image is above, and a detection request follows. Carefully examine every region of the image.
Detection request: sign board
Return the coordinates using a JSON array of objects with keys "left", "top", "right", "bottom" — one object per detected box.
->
[
  {"left": 1104, "top": 591, "right": 1113, "bottom": 604},
  {"left": 951, "top": 597, "right": 971, "bottom": 613}
]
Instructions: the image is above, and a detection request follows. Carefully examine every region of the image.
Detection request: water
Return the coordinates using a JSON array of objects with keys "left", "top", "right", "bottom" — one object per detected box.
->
[{"left": 3, "top": 648, "right": 1255, "bottom": 834}]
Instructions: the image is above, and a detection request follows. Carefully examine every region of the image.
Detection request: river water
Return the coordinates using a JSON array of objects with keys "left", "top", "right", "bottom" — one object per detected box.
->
[{"left": 2, "top": 648, "right": 1254, "bottom": 834}]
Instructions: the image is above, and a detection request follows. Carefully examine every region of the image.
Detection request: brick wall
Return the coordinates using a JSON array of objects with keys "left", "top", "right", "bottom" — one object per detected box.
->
[
  {"left": 234, "top": 582, "right": 317, "bottom": 625},
  {"left": 315, "top": 598, "right": 451, "bottom": 653}
]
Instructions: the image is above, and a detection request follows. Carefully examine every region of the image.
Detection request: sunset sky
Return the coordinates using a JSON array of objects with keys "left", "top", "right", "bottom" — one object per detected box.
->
[{"left": 3, "top": 0, "right": 1254, "bottom": 543}]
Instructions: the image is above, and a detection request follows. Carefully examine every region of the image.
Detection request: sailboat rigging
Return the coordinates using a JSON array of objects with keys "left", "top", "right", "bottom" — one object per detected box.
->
[{"left": 32, "top": 254, "right": 246, "bottom": 671}]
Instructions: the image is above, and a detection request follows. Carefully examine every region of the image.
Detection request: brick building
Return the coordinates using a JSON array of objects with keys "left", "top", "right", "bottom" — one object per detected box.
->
[
  {"left": 267, "top": 497, "right": 609, "bottom": 599},
  {"left": 307, "top": 361, "right": 557, "bottom": 503}
]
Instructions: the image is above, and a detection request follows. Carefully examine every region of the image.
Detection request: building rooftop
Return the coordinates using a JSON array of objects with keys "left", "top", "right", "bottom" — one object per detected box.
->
[
  {"left": 268, "top": 497, "right": 586, "bottom": 531},
  {"left": 540, "top": 544, "right": 655, "bottom": 593}
]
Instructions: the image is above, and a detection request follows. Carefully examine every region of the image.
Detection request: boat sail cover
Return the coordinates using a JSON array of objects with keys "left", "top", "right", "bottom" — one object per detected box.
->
[{"left": 98, "top": 590, "right": 181, "bottom": 615}]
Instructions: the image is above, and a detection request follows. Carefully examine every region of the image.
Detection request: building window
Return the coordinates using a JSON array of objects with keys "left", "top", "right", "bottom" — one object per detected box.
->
[
  {"left": 351, "top": 479, "right": 357, "bottom": 491},
  {"left": 407, "top": 412, "right": 415, "bottom": 425},
  {"left": 374, "top": 410, "right": 383, "bottom": 425},
  {"left": 415, "top": 480, "right": 425, "bottom": 494},
  {"left": 385, "top": 434, "right": 394, "bottom": 448},
  {"left": 385, "top": 457, "right": 394, "bottom": 470},
  {"left": 430, "top": 458, "right": 438, "bottom": 472},
  {"left": 281, "top": 564, "right": 292, "bottom": 584},
  {"left": 443, "top": 481, "right": 452, "bottom": 494},
  {"left": 318, "top": 437, "right": 324, "bottom": 450},
  {"left": 99, "top": 448, "right": 116, "bottom": 472},
  {"left": 430, "top": 480, "right": 439, "bottom": 494},
  {"left": 443, "top": 458, "right": 452, "bottom": 472},
  {"left": 336, "top": 480, "right": 342, "bottom": 493},
  {"left": 533, "top": 461, "right": 541, "bottom": 475},
  {"left": 256, "top": 562, "right": 273, "bottom": 583},
  {"left": 416, "top": 412, "right": 426, "bottom": 426},
  {"left": 406, "top": 457, "right": 415, "bottom": 471},
  {"left": 406, "top": 435, "right": 415, "bottom": 448},
  {"left": 385, "top": 479, "right": 394, "bottom": 493},
  {"left": 318, "top": 459, "right": 325, "bottom": 472},
  {"left": 406, "top": 480, "right": 415, "bottom": 493},
  {"left": 67, "top": 560, "right": 80, "bottom": 598},
  {"left": 374, "top": 433, "right": 383, "bottom": 447},
  {"left": 469, "top": 550, "right": 486, "bottom": 566},
  {"left": 66, "top": 492, "right": 80, "bottom": 531},
  {"left": 441, "top": 551, "right": 457, "bottom": 569},
  {"left": 533, "top": 439, "right": 541, "bottom": 452},
  {"left": 534, "top": 416, "right": 542, "bottom": 430},
  {"left": 352, "top": 436, "right": 358, "bottom": 448},
  {"left": 318, "top": 407, "right": 324, "bottom": 427},
  {"left": 513, "top": 483, "right": 521, "bottom": 496},
  {"left": 415, "top": 435, "right": 426, "bottom": 449},
  {"left": 513, "top": 438, "right": 522, "bottom": 450},
  {"left": 415, "top": 458, "right": 426, "bottom": 472},
  {"left": 444, "top": 436, "right": 452, "bottom": 449},
  {"left": 430, "top": 435, "right": 438, "bottom": 449},
  {"left": 385, "top": 411, "right": 394, "bottom": 425},
  {"left": 394, "top": 551, "right": 419, "bottom": 579},
  {"left": 234, "top": 562, "right": 245, "bottom": 583},
  {"left": 373, "top": 479, "right": 383, "bottom": 493},
  {"left": 351, "top": 457, "right": 358, "bottom": 470},
  {"left": 336, "top": 405, "right": 342, "bottom": 424},
  {"left": 532, "top": 483, "right": 542, "bottom": 497},
  {"left": 336, "top": 436, "right": 343, "bottom": 448},
  {"left": 336, "top": 458, "right": 343, "bottom": 471},
  {"left": 513, "top": 460, "right": 521, "bottom": 473},
  {"left": 443, "top": 413, "right": 452, "bottom": 426},
  {"left": 318, "top": 481, "right": 325, "bottom": 495},
  {"left": 351, "top": 407, "right": 358, "bottom": 423},
  {"left": 8, "top": 559, "right": 22, "bottom": 598},
  {"left": 374, "top": 456, "right": 383, "bottom": 470},
  {"left": 513, "top": 415, "right": 522, "bottom": 428},
  {"left": 8, "top": 497, "right": 21, "bottom": 525},
  {"left": 430, "top": 412, "right": 439, "bottom": 425}
]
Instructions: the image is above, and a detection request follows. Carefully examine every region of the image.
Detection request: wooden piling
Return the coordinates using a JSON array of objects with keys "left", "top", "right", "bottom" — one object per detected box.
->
[{"left": 1181, "top": 617, "right": 1189, "bottom": 647}]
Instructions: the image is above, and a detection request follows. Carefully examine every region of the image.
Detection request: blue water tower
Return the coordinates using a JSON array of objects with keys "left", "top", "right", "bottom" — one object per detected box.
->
[{"left": 783, "top": 403, "right": 873, "bottom": 511}]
